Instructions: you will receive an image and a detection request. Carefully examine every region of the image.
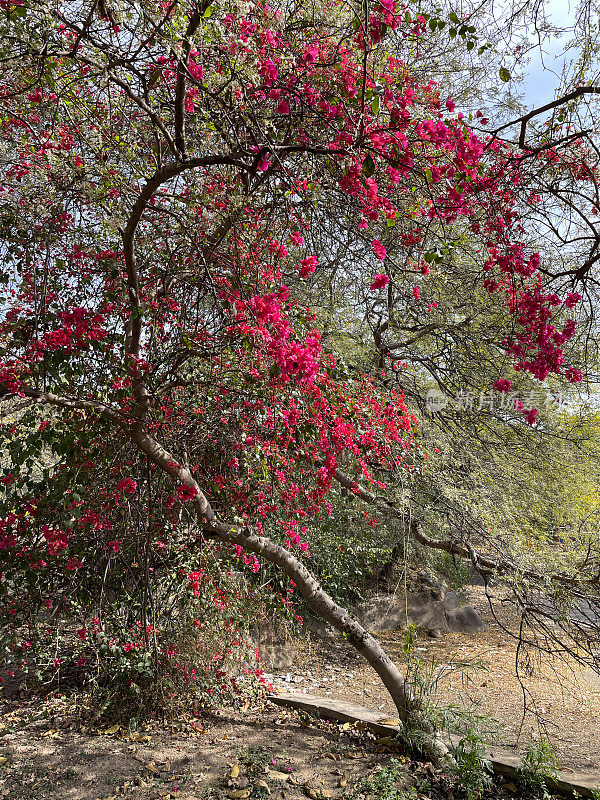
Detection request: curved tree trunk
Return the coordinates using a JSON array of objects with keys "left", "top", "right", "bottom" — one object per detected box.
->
[
  {"left": 207, "top": 521, "right": 422, "bottom": 723},
  {"left": 206, "top": 521, "right": 450, "bottom": 762},
  {"left": 126, "top": 427, "right": 450, "bottom": 762}
]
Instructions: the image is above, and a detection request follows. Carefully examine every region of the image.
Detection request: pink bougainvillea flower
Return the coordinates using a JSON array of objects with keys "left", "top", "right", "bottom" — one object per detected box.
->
[
  {"left": 493, "top": 379, "right": 512, "bottom": 393},
  {"left": 116, "top": 478, "right": 137, "bottom": 495},
  {"left": 257, "top": 154, "right": 271, "bottom": 172},
  {"left": 370, "top": 274, "right": 389, "bottom": 290},
  {"left": 372, "top": 239, "right": 386, "bottom": 260},
  {"left": 524, "top": 408, "right": 538, "bottom": 425},
  {"left": 176, "top": 483, "right": 199, "bottom": 502},
  {"left": 298, "top": 256, "right": 318, "bottom": 277},
  {"left": 304, "top": 43, "right": 319, "bottom": 63},
  {"left": 566, "top": 367, "right": 583, "bottom": 383}
]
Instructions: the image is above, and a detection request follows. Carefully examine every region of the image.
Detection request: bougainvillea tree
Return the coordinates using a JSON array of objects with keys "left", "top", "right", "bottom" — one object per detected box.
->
[{"left": 0, "top": 0, "right": 594, "bottom": 754}]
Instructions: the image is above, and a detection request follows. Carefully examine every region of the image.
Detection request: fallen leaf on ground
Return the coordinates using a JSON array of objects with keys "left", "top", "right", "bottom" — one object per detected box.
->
[
  {"left": 145, "top": 761, "right": 160, "bottom": 774},
  {"left": 267, "top": 769, "right": 290, "bottom": 782},
  {"left": 228, "top": 790, "right": 250, "bottom": 799},
  {"left": 230, "top": 763, "right": 240, "bottom": 778},
  {"left": 104, "top": 724, "right": 121, "bottom": 735},
  {"left": 129, "top": 731, "right": 150, "bottom": 742}
]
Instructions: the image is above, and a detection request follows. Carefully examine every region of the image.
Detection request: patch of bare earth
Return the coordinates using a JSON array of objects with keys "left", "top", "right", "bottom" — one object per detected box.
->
[
  {"left": 266, "top": 586, "right": 600, "bottom": 772},
  {"left": 0, "top": 696, "right": 455, "bottom": 800},
  {"left": 4, "top": 585, "right": 600, "bottom": 798}
]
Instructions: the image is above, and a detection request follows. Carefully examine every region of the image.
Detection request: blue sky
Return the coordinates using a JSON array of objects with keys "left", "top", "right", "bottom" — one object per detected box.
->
[{"left": 518, "top": 0, "right": 576, "bottom": 107}]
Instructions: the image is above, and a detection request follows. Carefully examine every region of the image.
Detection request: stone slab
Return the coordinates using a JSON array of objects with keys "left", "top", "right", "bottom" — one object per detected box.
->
[
  {"left": 353, "top": 592, "right": 485, "bottom": 634},
  {"left": 267, "top": 692, "right": 600, "bottom": 796}
]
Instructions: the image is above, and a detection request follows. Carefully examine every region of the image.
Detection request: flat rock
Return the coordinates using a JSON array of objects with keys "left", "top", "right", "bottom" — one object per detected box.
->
[
  {"left": 353, "top": 591, "right": 485, "bottom": 634},
  {"left": 259, "top": 645, "right": 295, "bottom": 670}
]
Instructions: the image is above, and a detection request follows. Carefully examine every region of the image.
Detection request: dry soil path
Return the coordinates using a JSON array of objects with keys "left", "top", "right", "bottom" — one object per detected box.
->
[{"left": 264, "top": 586, "right": 600, "bottom": 771}]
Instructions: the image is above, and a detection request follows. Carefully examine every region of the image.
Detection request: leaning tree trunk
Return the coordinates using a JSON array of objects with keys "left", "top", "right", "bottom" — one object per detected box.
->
[
  {"left": 207, "top": 520, "right": 451, "bottom": 762},
  {"left": 128, "top": 427, "right": 450, "bottom": 763}
]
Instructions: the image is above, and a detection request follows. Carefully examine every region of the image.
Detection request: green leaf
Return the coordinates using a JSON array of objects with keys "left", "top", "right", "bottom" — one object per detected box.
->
[
  {"left": 499, "top": 66, "right": 511, "bottom": 82},
  {"left": 425, "top": 168, "right": 433, "bottom": 183},
  {"left": 371, "top": 95, "right": 380, "bottom": 115},
  {"left": 467, "top": 40, "right": 474, "bottom": 50},
  {"left": 363, "top": 154, "right": 376, "bottom": 178},
  {"left": 429, "top": 18, "right": 437, "bottom": 31},
  {"left": 449, "top": 27, "right": 457, "bottom": 38},
  {"left": 449, "top": 11, "right": 460, "bottom": 23},
  {"left": 203, "top": 5, "right": 213, "bottom": 16}
]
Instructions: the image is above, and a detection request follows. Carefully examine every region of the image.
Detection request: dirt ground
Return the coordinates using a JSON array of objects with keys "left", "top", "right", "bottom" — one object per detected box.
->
[
  {"left": 265, "top": 586, "right": 600, "bottom": 772},
  {"left": 3, "top": 584, "right": 600, "bottom": 799},
  {"left": 0, "top": 696, "right": 497, "bottom": 800}
]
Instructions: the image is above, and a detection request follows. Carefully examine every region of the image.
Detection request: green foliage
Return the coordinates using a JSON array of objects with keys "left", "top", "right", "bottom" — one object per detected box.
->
[
  {"left": 430, "top": 552, "right": 473, "bottom": 591},
  {"left": 237, "top": 745, "right": 273, "bottom": 775},
  {"left": 89, "top": 567, "right": 267, "bottom": 718},
  {"left": 304, "top": 494, "right": 404, "bottom": 605},
  {"left": 449, "top": 728, "right": 493, "bottom": 800},
  {"left": 517, "top": 740, "right": 559, "bottom": 799},
  {"left": 416, "top": 399, "right": 600, "bottom": 588},
  {"left": 348, "top": 759, "right": 412, "bottom": 800}
]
